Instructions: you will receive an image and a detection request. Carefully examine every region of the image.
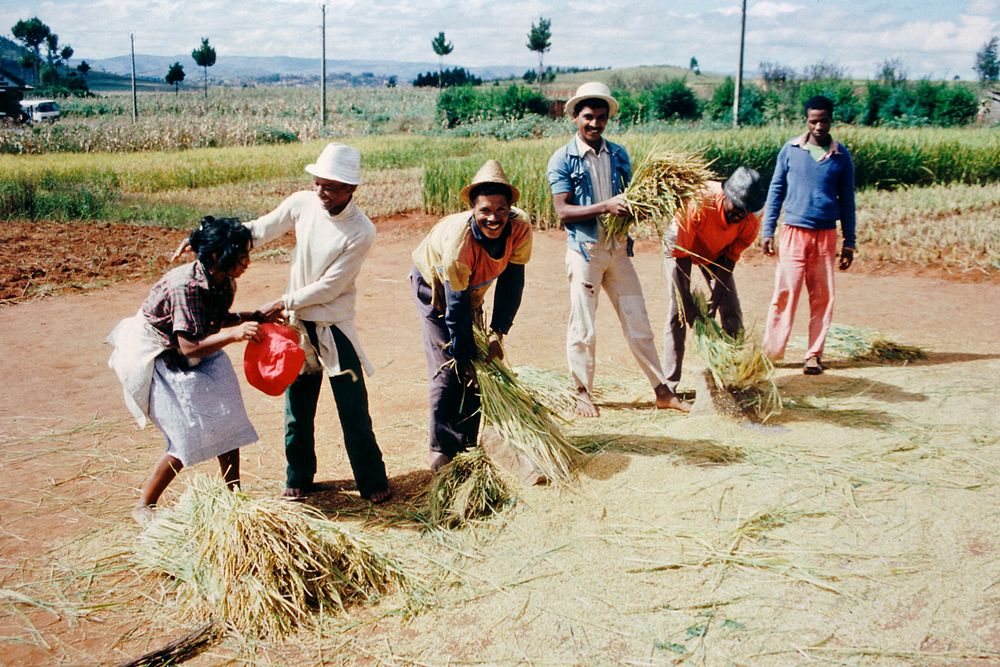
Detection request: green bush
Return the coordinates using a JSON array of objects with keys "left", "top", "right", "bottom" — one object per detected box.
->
[
  {"left": 437, "top": 84, "right": 547, "bottom": 128},
  {"left": 645, "top": 79, "right": 701, "bottom": 121}
]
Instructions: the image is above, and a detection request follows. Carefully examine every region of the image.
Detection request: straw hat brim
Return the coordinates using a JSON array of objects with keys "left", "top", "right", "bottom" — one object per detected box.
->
[
  {"left": 565, "top": 92, "right": 619, "bottom": 118},
  {"left": 460, "top": 160, "right": 520, "bottom": 205}
]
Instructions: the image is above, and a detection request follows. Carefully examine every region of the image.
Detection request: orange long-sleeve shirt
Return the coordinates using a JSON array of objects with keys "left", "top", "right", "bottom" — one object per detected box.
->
[{"left": 673, "top": 181, "right": 760, "bottom": 265}]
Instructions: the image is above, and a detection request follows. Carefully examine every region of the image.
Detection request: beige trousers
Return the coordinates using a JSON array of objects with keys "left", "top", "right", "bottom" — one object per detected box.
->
[{"left": 565, "top": 245, "right": 667, "bottom": 394}]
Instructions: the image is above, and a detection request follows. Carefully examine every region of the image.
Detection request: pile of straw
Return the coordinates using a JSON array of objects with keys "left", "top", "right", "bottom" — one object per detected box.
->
[
  {"left": 426, "top": 447, "right": 514, "bottom": 529},
  {"left": 690, "top": 291, "right": 782, "bottom": 419},
  {"left": 134, "top": 475, "right": 407, "bottom": 639},
  {"left": 472, "top": 326, "right": 582, "bottom": 483},
  {"left": 603, "top": 148, "right": 715, "bottom": 241},
  {"left": 823, "top": 324, "right": 927, "bottom": 362}
]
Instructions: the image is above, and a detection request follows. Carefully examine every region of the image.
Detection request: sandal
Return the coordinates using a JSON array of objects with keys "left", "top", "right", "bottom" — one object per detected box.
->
[{"left": 803, "top": 356, "right": 824, "bottom": 375}]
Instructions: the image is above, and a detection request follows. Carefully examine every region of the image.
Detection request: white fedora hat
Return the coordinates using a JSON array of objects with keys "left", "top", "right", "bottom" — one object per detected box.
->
[
  {"left": 305, "top": 142, "right": 362, "bottom": 185},
  {"left": 565, "top": 81, "right": 619, "bottom": 117}
]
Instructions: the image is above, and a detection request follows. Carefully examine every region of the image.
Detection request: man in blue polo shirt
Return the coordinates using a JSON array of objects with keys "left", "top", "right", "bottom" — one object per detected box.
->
[{"left": 547, "top": 82, "right": 689, "bottom": 417}]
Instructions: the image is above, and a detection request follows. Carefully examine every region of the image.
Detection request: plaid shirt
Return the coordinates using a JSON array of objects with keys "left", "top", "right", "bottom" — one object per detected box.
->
[{"left": 142, "top": 260, "right": 235, "bottom": 348}]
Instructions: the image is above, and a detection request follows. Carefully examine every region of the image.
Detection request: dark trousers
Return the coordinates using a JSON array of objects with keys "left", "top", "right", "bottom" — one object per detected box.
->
[
  {"left": 663, "top": 256, "right": 744, "bottom": 392},
  {"left": 409, "top": 268, "right": 480, "bottom": 458},
  {"left": 284, "top": 321, "right": 388, "bottom": 498}
]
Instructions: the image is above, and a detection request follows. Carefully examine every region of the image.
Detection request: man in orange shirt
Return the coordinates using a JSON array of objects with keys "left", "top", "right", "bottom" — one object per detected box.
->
[{"left": 663, "top": 166, "right": 767, "bottom": 394}]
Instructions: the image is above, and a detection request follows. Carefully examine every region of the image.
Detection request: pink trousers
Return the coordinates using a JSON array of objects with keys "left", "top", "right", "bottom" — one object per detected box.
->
[{"left": 763, "top": 225, "right": 838, "bottom": 361}]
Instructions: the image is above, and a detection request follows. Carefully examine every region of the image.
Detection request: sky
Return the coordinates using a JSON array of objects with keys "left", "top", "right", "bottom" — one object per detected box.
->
[{"left": 4, "top": 0, "right": 999, "bottom": 80}]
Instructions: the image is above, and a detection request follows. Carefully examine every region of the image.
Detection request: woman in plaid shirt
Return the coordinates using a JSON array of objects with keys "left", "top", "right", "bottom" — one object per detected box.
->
[{"left": 108, "top": 216, "right": 273, "bottom": 523}]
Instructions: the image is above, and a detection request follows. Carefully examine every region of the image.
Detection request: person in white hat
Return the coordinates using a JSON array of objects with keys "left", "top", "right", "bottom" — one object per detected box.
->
[
  {"left": 546, "top": 82, "right": 689, "bottom": 417},
  {"left": 410, "top": 160, "right": 532, "bottom": 471},
  {"left": 242, "top": 142, "right": 392, "bottom": 503}
]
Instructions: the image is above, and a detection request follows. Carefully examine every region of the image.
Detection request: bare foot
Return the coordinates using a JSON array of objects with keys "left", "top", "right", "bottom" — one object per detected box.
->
[
  {"left": 428, "top": 451, "right": 451, "bottom": 472},
  {"left": 132, "top": 505, "right": 155, "bottom": 525},
  {"left": 574, "top": 388, "right": 600, "bottom": 418},
  {"left": 368, "top": 485, "right": 393, "bottom": 504},
  {"left": 281, "top": 487, "right": 309, "bottom": 501},
  {"left": 655, "top": 384, "right": 691, "bottom": 413}
]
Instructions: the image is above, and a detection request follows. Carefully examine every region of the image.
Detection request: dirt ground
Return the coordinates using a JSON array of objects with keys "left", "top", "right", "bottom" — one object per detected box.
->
[{"left": 1, "top": 215, "right": 999, "bottom": 665}]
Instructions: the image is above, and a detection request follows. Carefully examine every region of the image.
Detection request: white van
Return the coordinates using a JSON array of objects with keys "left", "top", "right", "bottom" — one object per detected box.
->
[{"left": 19, "top": 99, "right": 61, "bottom": 123}]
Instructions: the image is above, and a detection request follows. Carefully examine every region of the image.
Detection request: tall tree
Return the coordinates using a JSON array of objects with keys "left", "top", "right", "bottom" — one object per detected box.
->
[
  {"left": 689, "top": 56, "right": 700, "bottom": 75},
  {"left": 526, "top": 17, "right": 551, "bottom": 84},
  {"left": 431, "top": 32, "right": 453, "bottom": 89},
  {"left": 974, "top": 36, "right": 999, "bottom": 83},
  {"left": 60, "top": 45, "right": 74, "bottom": 74},
  {"left": 45, "top": 32, "right": 59, "bottom": 64},
  {"left": 191, "top": 37, "right": 217, "bottom": 99},
  {"left": 76, "top": 60, "right": 90, "bottom": 79},
  {"left": 11, "top": 17, "right": 51, "bottom": 82},
  {"left": 165, "top": 61, "right": 185, "bottom": 94}
]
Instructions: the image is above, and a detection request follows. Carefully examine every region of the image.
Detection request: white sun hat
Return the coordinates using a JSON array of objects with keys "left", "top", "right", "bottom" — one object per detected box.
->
[
  {"left": 305, "top": 142, "right": 362, "bottom": 185},
  {"left": 564, "top": 81, "right": 619, "bottom": 117}
]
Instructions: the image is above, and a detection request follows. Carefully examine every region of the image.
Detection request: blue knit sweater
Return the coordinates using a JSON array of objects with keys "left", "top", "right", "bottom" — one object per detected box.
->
[{"left": 762, "top": 136, "right": 856, "bottom": 248}]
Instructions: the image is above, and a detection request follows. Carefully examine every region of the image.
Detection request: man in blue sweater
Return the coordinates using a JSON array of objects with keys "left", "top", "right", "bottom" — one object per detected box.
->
[{"left": 761, "top": 95, "right": 856, "bottom": 375}]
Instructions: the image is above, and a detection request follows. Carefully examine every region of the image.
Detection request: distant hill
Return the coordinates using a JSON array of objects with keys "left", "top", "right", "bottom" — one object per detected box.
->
[{"left": 78, "top": 53, "right": 525, "bottom": 87}]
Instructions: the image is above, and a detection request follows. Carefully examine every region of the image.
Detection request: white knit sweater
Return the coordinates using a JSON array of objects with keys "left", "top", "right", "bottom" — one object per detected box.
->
[{"left": 245, "top": 191, "right": 376, "bottom": 376}]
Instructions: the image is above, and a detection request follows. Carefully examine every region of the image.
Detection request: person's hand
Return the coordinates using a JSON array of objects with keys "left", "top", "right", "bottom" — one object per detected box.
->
[
  {"left": 170, "top": 239, "right": 192, "bottom": 262},
  {"left": 485, "top": 332, "right": 504, "bottom": 363},
  {"left": 233, "top": 321, "right": 261, "bottom": 342},
  {"left": 604, "top": 194, "right": 630, "bottom": 218},
  {"left": 761, "top": 237, "right": 776, "bottom": 256},
  {"left": 256, "top": 298, "right": 286, "bottom": 323},
  {"left": 839, "top": 246, "right": 854, "bottom": 271}
]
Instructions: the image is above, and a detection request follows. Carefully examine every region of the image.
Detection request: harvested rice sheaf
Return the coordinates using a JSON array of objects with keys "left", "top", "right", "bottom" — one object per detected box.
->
[
  {"left": 690, "top": 291, "right": 782, "bottom": 420},
  {"left": 472, "top": 326, "right": 582, "bottom": 483},
  {"left": 603, "top": 148, "right": 715, "bottom": 241},
  {"left": 823, "top": 324, "right": 927, "bottom": 362},
  {"left": 134, "top": 475, "right": 407, "bottom": 639},
  {"left": 426, "top": 447, "right": 514, "bottom": 528}
]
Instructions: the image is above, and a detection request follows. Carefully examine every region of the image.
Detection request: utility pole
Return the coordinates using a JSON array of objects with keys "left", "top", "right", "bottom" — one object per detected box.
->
[
  {"left": 733, "top": 0, "right": 747, "bottom": 128},
  {"left": 320, "top": 2, "right": 327, "bottom": 126},
  {"left": 130, "top": 33, "right": 138, "bottom": 122}
]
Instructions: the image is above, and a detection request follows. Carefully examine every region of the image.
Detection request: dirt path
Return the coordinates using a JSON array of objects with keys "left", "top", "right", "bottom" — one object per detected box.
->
[{"left": 1, "top": 218, "right": 999, "bottom": 665}]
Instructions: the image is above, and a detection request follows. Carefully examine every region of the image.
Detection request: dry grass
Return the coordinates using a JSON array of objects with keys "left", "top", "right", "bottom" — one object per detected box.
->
[
  {"left": 690, "top": 291, "right": 782, "bottom": 419},
  {"left": 603, "top": 148, "right": 715, "bottom": 241},
  {"left": 133, "top": 475, "right": 409, "bottom": 639},
  {"left": 424, "top": 448, "right": 515, "bottom": 529},
  {"left": 472, "top": 327, "right": 583, "bottom": 483}
]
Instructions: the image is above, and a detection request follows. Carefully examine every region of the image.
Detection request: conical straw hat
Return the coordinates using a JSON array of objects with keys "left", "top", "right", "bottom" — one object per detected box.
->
[{"left": 460, "top": 159, "right": 520, "bottom": 206}]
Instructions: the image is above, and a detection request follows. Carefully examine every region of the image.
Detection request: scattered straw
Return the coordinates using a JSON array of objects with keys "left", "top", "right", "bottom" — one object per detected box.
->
[
  {"left": 426, "top": 447, "right": 515, "bottom": 529},
  {"left": 603, "top": 148, "right": 715, "bottom": 241},
  {"left": 690, "top": 291, "right": 781, "bottom": 420},
  {"left": 472, "top": 327, "right": 582, "bottom": 483},
  {"left": 822, "top": 324, "right": 927, "bottom": 362},
  {"left": 133, "top": 475, "right": 408, "bottom": 639}
]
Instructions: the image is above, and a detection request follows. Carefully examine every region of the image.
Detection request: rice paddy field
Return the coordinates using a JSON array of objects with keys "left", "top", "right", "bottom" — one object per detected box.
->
[{"left": 1, "top": 85, "right": 999, "bottom": 665}]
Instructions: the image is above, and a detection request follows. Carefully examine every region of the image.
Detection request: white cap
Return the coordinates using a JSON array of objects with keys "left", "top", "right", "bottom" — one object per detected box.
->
[{"left": 305, "top": 143, "right": 362, "bottom": 185}]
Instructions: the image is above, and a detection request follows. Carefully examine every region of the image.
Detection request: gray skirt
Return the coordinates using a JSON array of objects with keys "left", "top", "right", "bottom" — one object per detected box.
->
[{"left": 149, "top": 350, "right": 258, "bottom": 466}]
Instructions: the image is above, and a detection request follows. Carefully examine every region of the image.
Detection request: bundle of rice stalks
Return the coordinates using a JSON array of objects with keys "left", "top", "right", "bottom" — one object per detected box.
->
[
  {"left": 134, "top": 475, "right": 408, "bottom": 639},
  {"left": 603, "top": 148, "right": 715, "bottom": 241},
  {"left": 426, "top": 447, "right": 515, "bottom": 529},
  {"left": 823, "top": 324, "right": 927, "bottom": 362},
  {"left": 690, "top": 291, "right": 782, "bottom": 420},
  {"left": 472, "top": 326, "right": 582, "bottom": 483}
]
